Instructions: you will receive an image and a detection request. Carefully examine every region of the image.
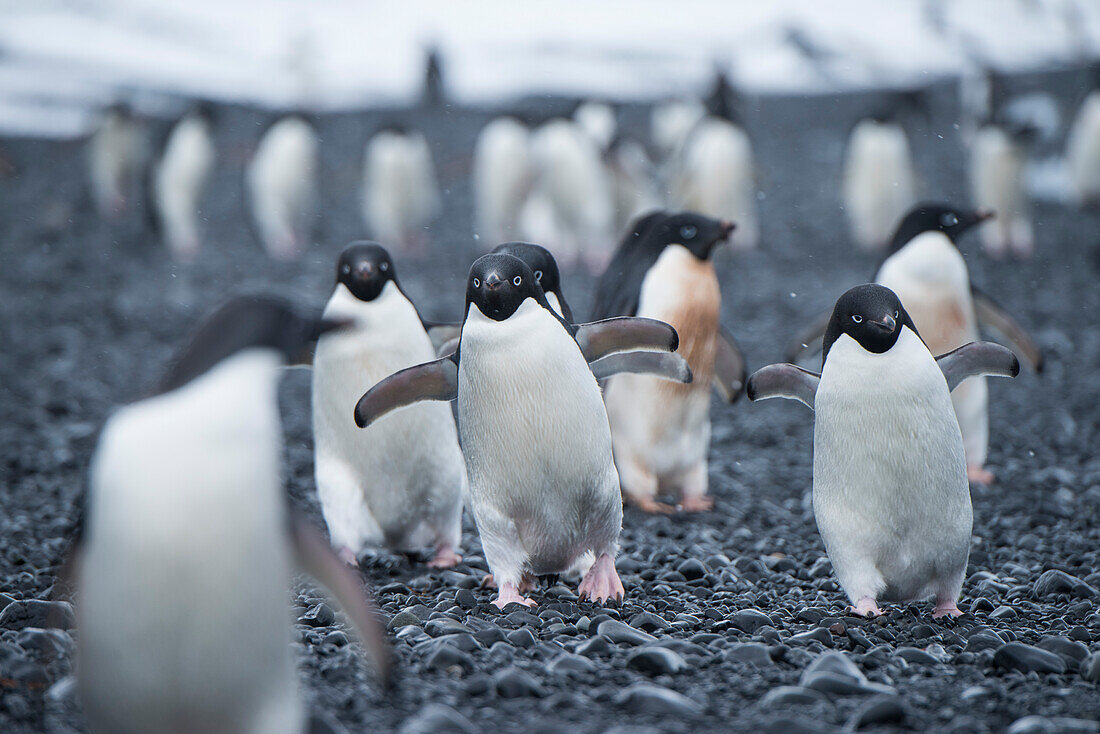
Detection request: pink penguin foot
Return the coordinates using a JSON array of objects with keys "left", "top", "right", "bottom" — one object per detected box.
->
[
  {"left": 481, "top": 573, "right": 534, "bottom": 592},
  {"left": 337, "top": 547, "right": 359, "bottom": 567},
  {"left": 967, "top": 466, "right": 995, "bottom": 485},
  {"left": 932, "top": 600, "right": 964, "bottom": 619},
  {"left": 627, "top": 494, "right": 674, "bottom": 514},
  {"left": 427, "top": 547, "right": 462, "bottom": 569},
  {"left": 491, "top": 582, "right": 536, "bottom": 609},
  {"left": 850, "top": 596, "right": 882, "bottom": 618},
  {"left": 577, "top": 553, "right": 625, "bottom": 604},
  {"left": 678, "top": 495, "right": 714, "bottom": 513}
]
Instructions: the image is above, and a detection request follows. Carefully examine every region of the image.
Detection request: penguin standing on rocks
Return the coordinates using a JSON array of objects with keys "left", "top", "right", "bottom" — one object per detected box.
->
[
  {"left": 670, "top": 71, "right": 759, "bottom": 251},
  {"left": 88, "top": 103, "right": 145, "bottom": 219},
  {"left": 312, "top": 243, "right": 466, "bottom": 568},
  {"left": 246, "top": 114, "right": 319, "bottom": 261},
  {"left": 785, "top": 203, "right": 1043, "bottom": 484},
  {"left": 748, "top": 284, "right": 1020, "bottom": 618},
  {"left": 841, "top": 112, "right": 919, "bottom": 252},
  {"left": 362, "top": 125, "right": 441, "bottom": 255},
  {"left": 147, "top": 104, "right": 215, "bottom": 262},
  {"left": 473, "top": 116, "right": 532, "bottom": 245},
  {"left": 1066, "top": 71, "right": 1100, "bottom": 206},
  {"left": 354, "top": 254, "right": 687, "bottom": 608},
  {"left": 71, "top": 295, "right": 389, "bottom": 734},
  {"left": 592, "top": 211, "right": 747, "bottom": 513}
]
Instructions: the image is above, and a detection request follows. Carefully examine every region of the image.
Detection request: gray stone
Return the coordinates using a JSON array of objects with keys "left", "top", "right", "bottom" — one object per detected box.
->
[
  {"left": 729, "top": 609, "right": 772, "bottom": 633},
  {"left": 493, "top": 666, "right": 546, "bottom": 698},
  {"left": 597, "top": 619, "right": 656, "bottom": 645},
  {"left": 993, "top": 643, "right": 1067, "bottom": 674},
  {"left": 626, "top": 646, "right": 687, "bottom": 675},
  {"left": 398, "top": 704, "right": 475, "bottom": 734},
  {"left": 1032, "top": 570, "right": 1097, "bottom": 599},
  {"left": 760, "top": 686, "right": 828, "bottom": 707},
  {"left": 724, "top": 642, "right": 773, "bottom": 667},
  {"left": 851, "top": 695, "right": 905, "bottom": 728},
  {"left": 615, "top": 683, "right": 702, "bottom": 716}
]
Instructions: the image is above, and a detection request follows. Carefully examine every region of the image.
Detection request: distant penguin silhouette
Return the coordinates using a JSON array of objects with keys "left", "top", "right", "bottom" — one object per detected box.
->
[
  {"left": 473, "top": 116, "right": 533, "bottom": 245},
  {"left": 88, "top": 103, "right": 145, "bottom": 219},
  {"left": 148, "top": 104, "right": 215, "bottom": 262},
  {"left": 841, "top": 110, "right": 919, "bottom": 252},
  {"left": 362, "top": 125, "right": 441, "bottom": 255},
  {"left": 246, "top": 114, "right": 319, "bottom": 260}
]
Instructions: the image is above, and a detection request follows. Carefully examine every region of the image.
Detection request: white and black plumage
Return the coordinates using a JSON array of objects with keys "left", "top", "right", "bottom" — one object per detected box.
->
[
  {"left": 573, "top": 101, "right": 617, "bottom": 150},
  {"left": 362, "top": 125, "right": 441, "bottom": 254},
  {"left": 649, "top": 98, "right": 705, "bottom": 162},
  {"left": 473, "top": 116, "right": 533, "bottom": 245},
  {"left": 354, "top": 255, "right": 688, "bottom": 607},
  {"left": 313, "top": 243, "right": 466, "bottom": 568},
  {"left": 71, "top": 296, "right": 389, "bottom": 734},
  {"left": 147, "top": 105, "right": 215, "bottom": 262},
  {"left": 748, "top": 284, "right": 1020, "bottom": 618},
  {"left": 592, "top": 211, "right": 747, "bottom": 513},
  {"left": 1066, "top": 82, "right": 1100, "bottom": 206},
  {"left": 246, "top": 114, "right": 319, "bottom": 261},
  {"left": 841, "top": 116, "right": 918, "bottom": 252},
  {"left": 784, "top": 203, "right": 1044, "bottom": 484},
  {"left": 88, "top": 103, "right": 145, "bottom": 219},
  {"left": 605, "top": 135, "right": 661, "bottom": 234},
  {"left": 970, "top": 122, "right": 1033, "bottom": 259}
]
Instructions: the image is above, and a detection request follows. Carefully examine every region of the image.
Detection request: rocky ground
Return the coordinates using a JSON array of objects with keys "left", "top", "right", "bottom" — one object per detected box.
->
[{"left": 1, "top": 66, "right": 1098, "bottom": 733}]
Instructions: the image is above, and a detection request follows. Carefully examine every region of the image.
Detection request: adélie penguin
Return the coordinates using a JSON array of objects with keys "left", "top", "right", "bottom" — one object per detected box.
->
[
  {"left": 1066, "top": 74, "right": 1100, "bottom": 206},
  {"left": 840, "top": 114, "right": 919, "bottom": 252},
  {"left": 784, "top": 203, "right": 1043, "bottom": 484},
  {"left": 362, "top": 125, "right": 441, "bottom": 255},
  {"left": 312, "top": 242, "right": 467, "bottom": 568},
  {"left": 591, "top": 211, "right": 748, "bottom": 513},
  {"left": 354, "top": 254, "right": 687, "bottom": 608},
  {"left": 246, "top": 114, "right": 319, "bottom": 261},
  {"left": 748, "top": 284, "right": 1020, "bottom": 618},
  {"left": 70, "top": 295, "right": 390, "bottom": 734},
  {"left": 88, "top": 103, "right": 145, "bottom": 219},
  {"left": 147, "top": 104, "right": 215, "bottom": 262}
]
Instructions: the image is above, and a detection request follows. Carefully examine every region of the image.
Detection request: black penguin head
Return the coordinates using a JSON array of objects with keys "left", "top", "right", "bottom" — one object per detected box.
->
[
  {"left": 157, "top": 295, "right": 349, "bottom": 394},
  {"left": 823, "top": 284, "right": 919, "bottom": 360},
  {"left": 336, "top": 242, "right": 397, "bottom": 302},
  {"left": 888, "top": 203, "right": 993, "bottom": 252},
  {"left": 489, "top": 241, "right": 574, "bottom": 315},
  {"left": 649, "top": 211, "right": 736, "bottom": 260},
  {"left": 466, "top": 254, "right": 544, "bottom": 322}
]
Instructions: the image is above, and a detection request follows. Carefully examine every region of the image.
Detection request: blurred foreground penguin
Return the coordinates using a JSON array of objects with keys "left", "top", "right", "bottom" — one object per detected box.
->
[
  {"left": 748, "top": 285, "right": 1019, "bottom": 618},
  {"left": 72, "top": 295, "right": 390, "bottom": 734},
  {"left": 355, "top": 254, "right": 687, "bottom": 607},
  {"left": 88, "top": 103, "right": 145, "bottom": 219},
  {"left": 147, "top": 104, "right": 215, "bottom": 262},
  {"left": 841, "top": 114, "right": 919, "bottom": 252},
  {"left": 785, "top": 203, "right": 1043, "bottom": 484},
  {"left": 592, "top": 211, "right": 747, "bottom": 513},
  {"left": 246, "top": 114, "right": 319, "bottom": 260},
  {"left": 313, "top": 243, "right": 466, "bottom": 568},
  {"left": 362, "top": 125, "right": 441, "bottom": 255}
]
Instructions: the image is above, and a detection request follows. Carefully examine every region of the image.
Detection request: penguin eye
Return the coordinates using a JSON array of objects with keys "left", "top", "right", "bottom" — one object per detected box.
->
[
  {"left": 341, "top": 264, "right": 351, "bottom": 275},
  {"left": 679, "top": 225, "right": 697, "bottom": 240},
  {"left": 894, "top": 310, "right": 899, "bottom": 319},
  {"left": 852, "top": 315, "right": 863, "bottom": 324},
  {"left": 473, "top": 278, "right": 481, "bottom": 288},
  {"left": 513, "top": 275, "right": 522, "bottom": 286},
  {"left": 534, "top": 270, "right": 543, "bottom": 282},
  {"left": 380, "top": 262, "right": 389, "bottom": 272},
  {"left": 941, "top": 213, "right": 958, "bottom": 227}
]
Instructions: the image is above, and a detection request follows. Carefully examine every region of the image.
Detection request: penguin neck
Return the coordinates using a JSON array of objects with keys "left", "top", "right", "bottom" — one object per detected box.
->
[
  {"left": 324, "top": 281, "right": 415, "bottom": 330},
  {"left": 821, "top": 328, "right": 936, "bottom": 389}
]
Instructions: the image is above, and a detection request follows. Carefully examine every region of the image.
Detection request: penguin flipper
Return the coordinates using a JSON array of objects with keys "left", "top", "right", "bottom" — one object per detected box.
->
[
  {"left": 290, "top": 513, "right": 393, "bottom": 687},
  {"left": 353, "top": 356, "right": 458, "bottom": 428},
  {"left": 782, "top": 309, "right": 831, "bottom": 364},
  {"left": 971, "top": 287, "right": 1044, "bottom": 372},
  {"left": 589, "top": 351, "right": 693, "bottom": 383},
  {"left": 746, "top": 363, "right": 819, "bottom": 409},
  {"left": 713, "top": 325, "right": 748, "bottom": 403},
  {"left": 936, "top": 341, "right": 1020, "bottom": 392},
  {"left": 575, "top": 317, "right": 679, "bottom": 362}
]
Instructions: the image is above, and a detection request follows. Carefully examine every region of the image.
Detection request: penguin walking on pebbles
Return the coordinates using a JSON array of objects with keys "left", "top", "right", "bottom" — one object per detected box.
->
[
  {"left": 88, "top": 103, "right": 145, "bottom": 219},
  {"left": 841, "top": 114, "right": 919, "bottom": 252},
  {"left": 354, "top": 254, "right": 687, "bottom": 608},
  {"left": 312, "top": 243, "right": 467, "bottom": 568},
  {"left": 785, "top": 203, "right": 1043, "bottom": 485},
  {"left": 147, "top": 104, "right": 215, "bottom": 262},
  {"left": 592, "top": 211, "right": 747, "bottom": 513},
  {"left": 71, "top": 295, "right": 389, "bottom": 734},
  {"left": 473, "top": 116, "right": 532, "bottom": 245},
  {"left": 246, "top": 114, "right": 319, "bottom": 261},
  {"left": 362, "top": 125, "right": 441, "bottom": 254},
  {"left": 748, "top": 284, "right": 1020, "bottom": 618}
]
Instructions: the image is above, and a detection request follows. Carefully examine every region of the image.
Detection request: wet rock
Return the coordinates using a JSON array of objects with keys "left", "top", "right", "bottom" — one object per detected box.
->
[
  {"left": 630, "top": 611, "right": 670, "bottom": 632},
  {"left": 15, "top": 627, "right": 71, "bottom": 656},
  {"left": 298, "top": 603, "right": 335, "bottom": 628},
  {"left": 576, "top": 637, "right": 613, "bottom": 657},
  {"left": 425, "top": 618, "right": 470, "bottom": 636},
  {"left": 493, "top": 666, "right": 546, "bottom": 698},
  {"left": 993, "top": 643, "right": 1067, "bottom": 674},
  {"left": 895, "top": 647, "right": 940, "bottom": 665},
  {"left": 723, "top": 642, "right": 773, "bottom": 667},
  {"left": 850, "top": 695, "right": 905, "bottom": 728},
  {"left": 1031, "top": 570, "right": 1096, "bottom": 600},
  {"left": 424, "top": 642, "right": 473, "bottom": 671},
  {"left": 1036, "top": 635, "right": 1089, "bottom": 665},
  {"left": 1006, "top": 716, "right": 1100, "bottom": 734},
  {"left": 454, "top": 589, "right": 477, "bottom": 610},
  {"left": 548, "top": 653, "right": 595, "bottom": 677},
  {"left": 729, "top": 609, "right": 772, "bottom": 633},
  {"left": 506, "top": 628, "right": 537, "bottom": 649},
  {"left": 0, "top": 599, "right": 74, "bottom": 630},
  {"left": 387, "top": 610, "right": 422, "bottom": 629},
  {"left": 964, "top": 629, "right": 1004, "bottom": 652},
  {"left": 597, "top": 619, "right": 656, "bottom": 646},
  {"left": 615, "top": 683, "right": 702, "bottom": 716},
  {"left": 760, "top": 686, "right": 828, "bottom": 707},
  {"left": 789, "top": 628, "right": 833, "bottom": 646},
  {"left": 398, "top": 704, "right": 475, "bottom": 734},
  {"left": 677, "top": 558, "right": 707, "bottom": 580},
  {"left": 1080, "top": 653, "right": 1100, "bottom": 682},
  {"left": 626, "top": 646, "right": 687, "bottom": 675}
]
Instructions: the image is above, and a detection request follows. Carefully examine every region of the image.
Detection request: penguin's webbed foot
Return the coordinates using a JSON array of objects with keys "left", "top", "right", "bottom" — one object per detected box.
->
[
  {"left": 491, "top": 582, "right": 536, "bottom": 609},
  {"left": 678, "top": 495, "right": 714, "bottom": 513},
  {"left": 627, "top": 495, "right": 675, "bottom": 514},
  {"left": 967, "top": 466, "right": 995, "bottom": 485},
  {"left": 578, "top": 553, "right": 625, "bottom": 605},
  {"left": 932, "top": 600, "right": 964, "bottom": 619},
  {"left": 427, "top": 547, "right": 462, "bottom": 569},
  {"left": 337, "top": 547, "right": 360, "bottom": 567},
  {"left": 849, "top": 596, "right": 882, "bottom": 618}
]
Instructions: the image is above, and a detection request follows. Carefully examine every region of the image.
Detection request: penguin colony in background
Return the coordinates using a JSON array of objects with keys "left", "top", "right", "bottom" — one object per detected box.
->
[{"left": 66, "top": 55, "right": 1091, "bottom": 731}]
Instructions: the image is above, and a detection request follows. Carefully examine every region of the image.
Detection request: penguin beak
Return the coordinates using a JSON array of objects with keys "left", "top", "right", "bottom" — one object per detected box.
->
[
  {"left": 355, "top": 261, "right": 375, "bottom": 280},
  {"left": 973, "top": 208, "right": 995, "bottom": 223},
  {"left": 719, "top": 220, "right": 736, "bottom": 239},
  {"left": 870, "top": 313, "right": 896, "bottom": 333},
  {"left": 484, "top": 272, "right": 503, "bottom": 291}
]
